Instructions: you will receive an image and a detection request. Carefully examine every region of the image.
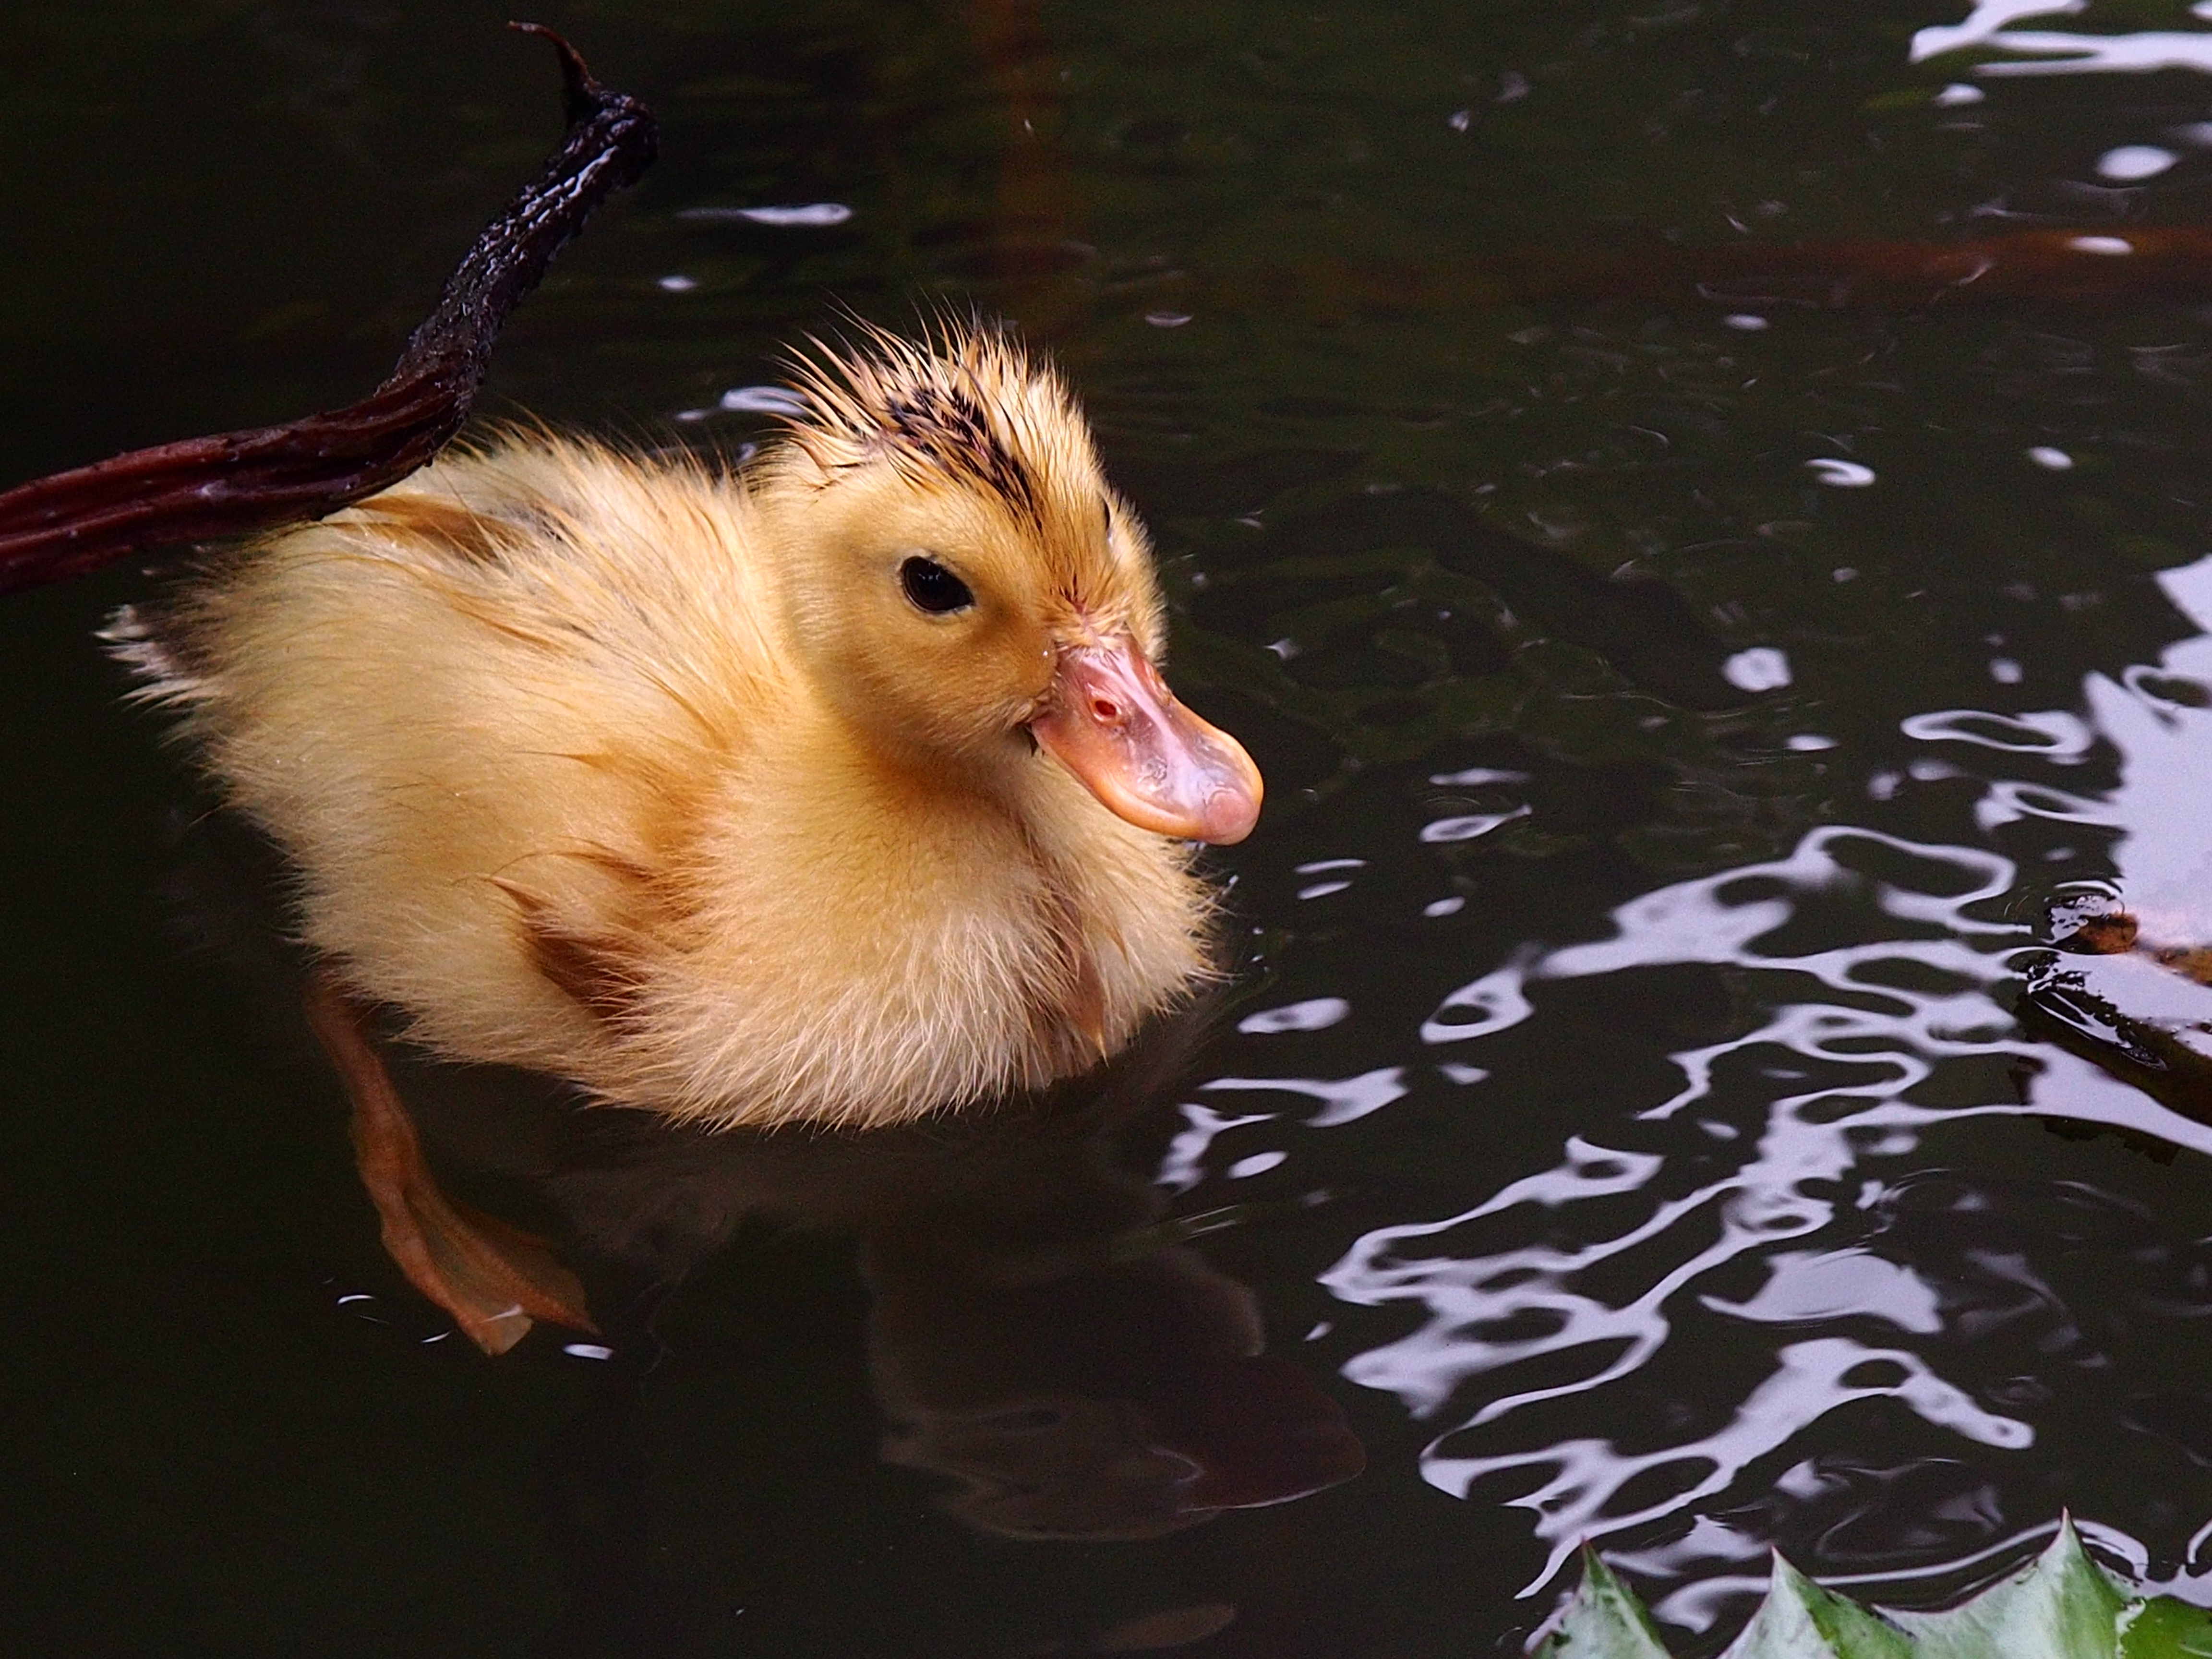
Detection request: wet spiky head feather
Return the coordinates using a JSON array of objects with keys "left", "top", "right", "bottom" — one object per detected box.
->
[
  {"left": 781, "top": 320, "right": 1080, "bottom": 527},
  {"left": 764, "top": 318, "right": 1157, "bottom": 642}
]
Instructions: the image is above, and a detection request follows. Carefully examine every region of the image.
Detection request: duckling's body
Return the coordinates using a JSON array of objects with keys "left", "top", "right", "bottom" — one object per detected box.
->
[{"left": 112, "top": 328, "right": 1259, "bottom": 1134}]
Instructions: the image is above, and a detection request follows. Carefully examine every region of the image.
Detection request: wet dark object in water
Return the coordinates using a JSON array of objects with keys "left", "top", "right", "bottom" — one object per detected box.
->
[
  {"left": 2049, "top": 895, "right": 2212, "bottom": 987},
  {"left": 0, "top": 24, "right": 656, "bottom": 595},
  {"left": 2022, "top": 897, "right": 2212, "bottom": 1143}
]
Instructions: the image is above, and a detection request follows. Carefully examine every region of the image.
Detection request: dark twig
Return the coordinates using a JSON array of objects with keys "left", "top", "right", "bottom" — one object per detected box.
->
[{"left": 0, "top": 23, "right": 657, "bottom": 596}]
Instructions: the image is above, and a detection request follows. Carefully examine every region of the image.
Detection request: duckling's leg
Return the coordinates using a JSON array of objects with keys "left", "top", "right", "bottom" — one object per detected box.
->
[{"left": 302, "top": 971, "right": 598, "bottom": 1355}]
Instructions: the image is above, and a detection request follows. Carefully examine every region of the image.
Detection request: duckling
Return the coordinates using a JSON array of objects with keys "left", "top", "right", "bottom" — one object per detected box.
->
[{"left": 106, "top": 322, "right": 1262, "bottom": 1348}]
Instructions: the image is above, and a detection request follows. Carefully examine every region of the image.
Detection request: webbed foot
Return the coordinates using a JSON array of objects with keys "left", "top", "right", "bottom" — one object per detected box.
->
[{"left": 304, "top": 972, "right": 597, "bottom": 1354}]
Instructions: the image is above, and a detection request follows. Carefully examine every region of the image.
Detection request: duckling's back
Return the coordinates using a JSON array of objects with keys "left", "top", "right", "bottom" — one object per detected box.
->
[{"left": 111, "top": 439, "right": 795, "bottom": 1094}]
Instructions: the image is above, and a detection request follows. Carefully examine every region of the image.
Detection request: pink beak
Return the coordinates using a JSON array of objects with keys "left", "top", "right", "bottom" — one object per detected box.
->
[{"left": 1030, "top": 638, "right": 1263, "bottom": 845}]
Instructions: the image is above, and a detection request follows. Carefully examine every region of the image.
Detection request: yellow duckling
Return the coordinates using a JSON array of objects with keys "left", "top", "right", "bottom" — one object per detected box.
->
[
  {"left": 114, "top": 320, "right": 1261, "bottom": 1130},
  {"left": 103, "top": 323, "right": 1262, "bottom": 1349}
]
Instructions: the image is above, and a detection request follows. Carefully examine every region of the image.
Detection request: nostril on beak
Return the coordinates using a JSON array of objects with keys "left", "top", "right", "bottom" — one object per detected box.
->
[{"left": 1092, "top": 697, "right": 1122, "bottom": 722}]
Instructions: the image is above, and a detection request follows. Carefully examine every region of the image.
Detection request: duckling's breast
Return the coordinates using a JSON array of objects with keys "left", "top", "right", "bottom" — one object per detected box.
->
[{"left": 585, "top": 716, "right": 1219, "bottom": 1129}]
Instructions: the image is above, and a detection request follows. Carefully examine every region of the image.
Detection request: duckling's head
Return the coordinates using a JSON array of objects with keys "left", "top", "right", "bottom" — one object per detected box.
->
[{"left": 752, "top": 322, "right": 1261, "bottom": 844}]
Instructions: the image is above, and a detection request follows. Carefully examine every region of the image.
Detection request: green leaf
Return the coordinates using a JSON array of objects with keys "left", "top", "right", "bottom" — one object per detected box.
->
[
  {"left": 1538, "top": 1520, "right": 2212, "bottom": 1658},
  {"left": 1719, "top": 1554, "right": 1914, "bottom": 1659},
  {"left": 1535, "top": 1548, "right": 1671, "bottom": 1659},
  {"left": 1888, "top": 1520, "right": 2127, "bottom": 1659},
  {"left": 2117, "top": 1597, "right": 2212, "bottom": 1659}
]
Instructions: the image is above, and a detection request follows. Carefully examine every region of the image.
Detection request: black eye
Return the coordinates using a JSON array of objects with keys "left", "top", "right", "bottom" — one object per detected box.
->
[{"left": 900, "top": 555, "right": 974, "bottom": 615}]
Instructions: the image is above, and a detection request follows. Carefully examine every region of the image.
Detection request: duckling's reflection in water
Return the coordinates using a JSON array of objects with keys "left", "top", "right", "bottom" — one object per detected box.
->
[
  {"left": 866, "top": 1215, "right": 1356, "bottom": 1540},
  {"left": 360, "top": 997, "right": 1364, "bottom": 1545}
]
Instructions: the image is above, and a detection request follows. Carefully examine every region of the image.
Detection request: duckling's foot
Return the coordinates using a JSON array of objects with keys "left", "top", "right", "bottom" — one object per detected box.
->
[{"left": 303, "top": 972, "right": 598, "bottom": 1355}]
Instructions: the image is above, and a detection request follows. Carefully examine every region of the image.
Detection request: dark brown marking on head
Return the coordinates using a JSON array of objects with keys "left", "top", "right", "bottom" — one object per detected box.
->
[
  {"left": 881, "top": 380, "right": 1045, "bottom": 526},
  {"left": 780, "top": 321, "right": 1084, "bottom": 532}
]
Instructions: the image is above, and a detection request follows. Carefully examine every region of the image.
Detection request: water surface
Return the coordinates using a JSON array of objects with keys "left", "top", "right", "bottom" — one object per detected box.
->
[{"left": 12, "top": 2, "right": 2212, "bottom": 1654}]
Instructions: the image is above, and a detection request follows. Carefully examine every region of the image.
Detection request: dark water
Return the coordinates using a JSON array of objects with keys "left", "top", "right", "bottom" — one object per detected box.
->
[{"left": 15, "top": 1, "right": 2212, "bottom": 1653}]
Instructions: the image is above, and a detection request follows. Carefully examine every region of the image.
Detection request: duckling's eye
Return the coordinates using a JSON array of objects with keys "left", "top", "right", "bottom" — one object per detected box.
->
[{"left": 900, "top": 556, "right": 974, "bottom": 615}]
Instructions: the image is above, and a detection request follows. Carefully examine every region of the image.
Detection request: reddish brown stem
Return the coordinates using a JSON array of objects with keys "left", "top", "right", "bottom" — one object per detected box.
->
[{"left": 0, "top": 24, "right": 657, "bottom": 596}]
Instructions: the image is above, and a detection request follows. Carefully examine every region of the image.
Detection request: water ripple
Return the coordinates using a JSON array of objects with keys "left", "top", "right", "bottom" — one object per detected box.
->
[{"left": 1321, "top": 558, "right": 2212, "bottom": 1597}]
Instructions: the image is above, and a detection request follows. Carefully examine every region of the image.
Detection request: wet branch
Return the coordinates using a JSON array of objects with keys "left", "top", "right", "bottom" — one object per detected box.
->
[{"left": 0, "top": 23, "right": 657, "bottom": 596}]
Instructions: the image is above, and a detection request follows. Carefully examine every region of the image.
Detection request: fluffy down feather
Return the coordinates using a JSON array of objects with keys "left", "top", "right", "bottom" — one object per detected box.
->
[{"left": 109, "top": 326, "right": 1236, "bottom": 1129}]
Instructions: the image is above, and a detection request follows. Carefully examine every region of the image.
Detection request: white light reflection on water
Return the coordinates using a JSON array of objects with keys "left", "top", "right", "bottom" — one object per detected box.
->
[
  {"left": 1913, "top": 3, "right": 2212, "bottom": 76},
  {"left": 1804, "top": 460, "right": 1876, "bottom": 489},
  {"left": 1319, "top": 559, "right": 2212, "bottom": 1597},
  {"left": 1204, "top": 1067, "right": 1410, "bottom": 1127},
  {"left": 2098, "top": 145, "right": 2177, "bottom": 180},
  {"left": 1645, "top": 1518, "right": 2063, "bottom": 1634},
  {"left": 1426, "top": 1339, "right": 2029, "bottom": 1584},
  {"left": 1238, "top": 997, "right": 1351, "bottom": 1034},
  {"left": 1912, "top": 1, "right": 2085, "bottom": 65}
]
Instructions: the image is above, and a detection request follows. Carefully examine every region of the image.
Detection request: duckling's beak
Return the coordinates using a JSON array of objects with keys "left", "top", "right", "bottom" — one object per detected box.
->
[{"left": 1030, "top": 638, "right": 1263, "bottom": 844}]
